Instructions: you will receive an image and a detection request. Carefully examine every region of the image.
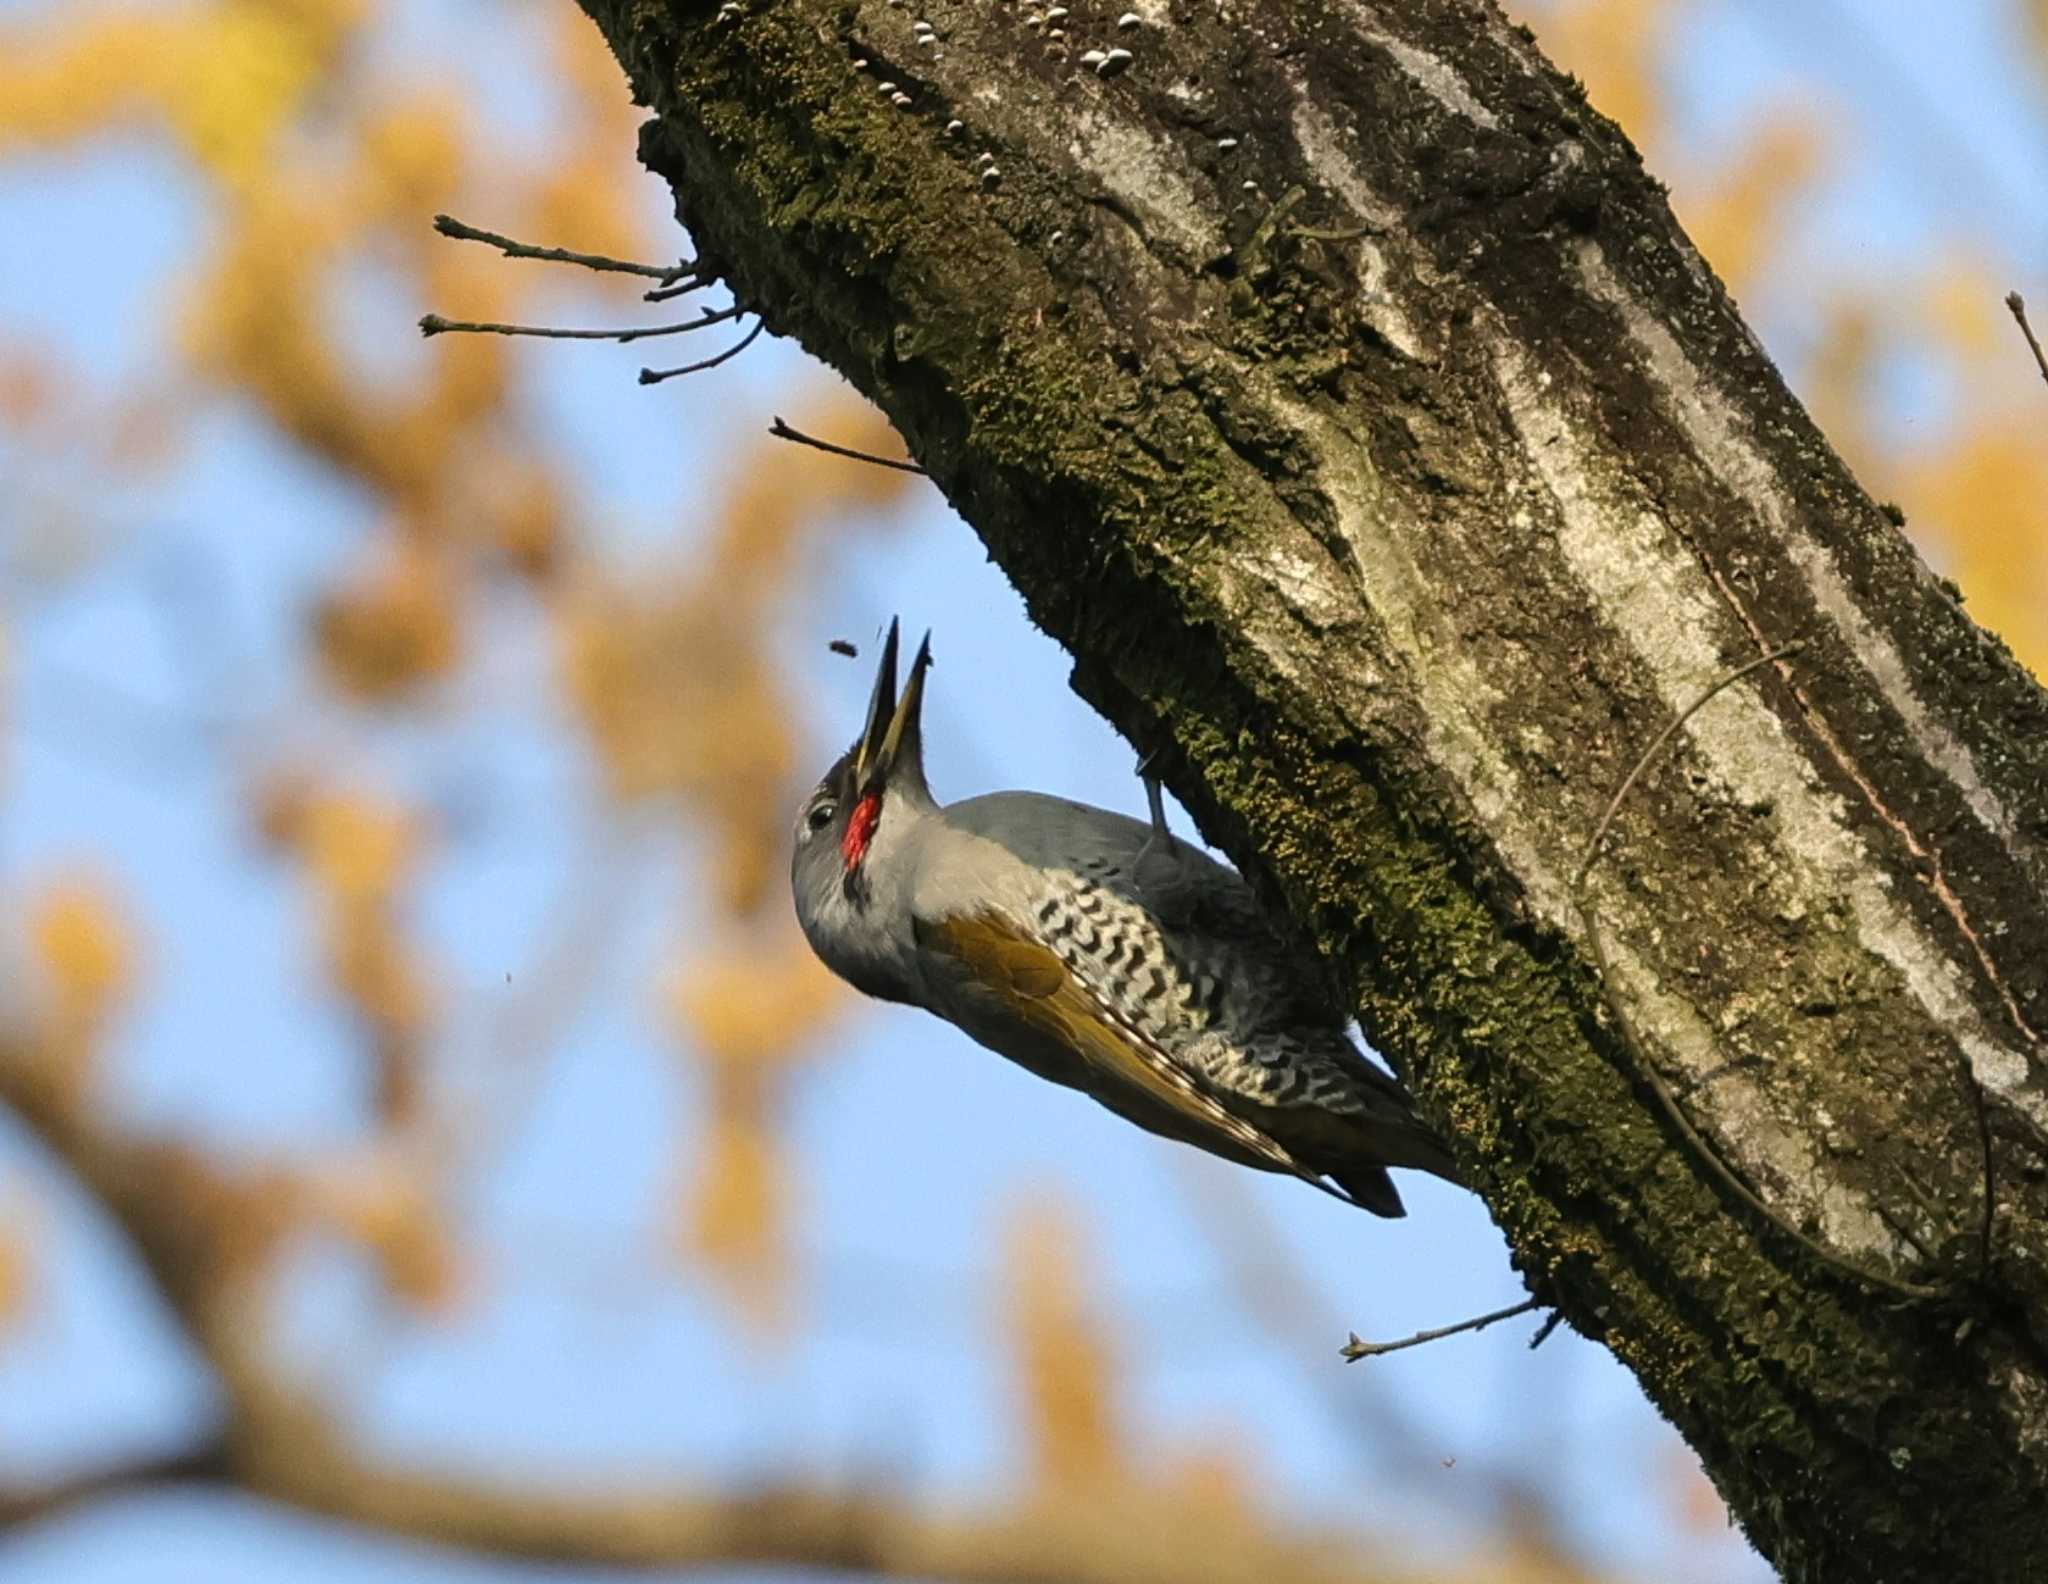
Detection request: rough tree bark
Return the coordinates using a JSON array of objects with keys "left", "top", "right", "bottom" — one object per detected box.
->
[{"left": 569, "top": 1, "right": 2048, "bottom": 1578}]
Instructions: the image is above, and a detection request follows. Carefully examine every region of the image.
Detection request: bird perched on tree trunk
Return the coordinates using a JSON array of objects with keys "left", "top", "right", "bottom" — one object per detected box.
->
[{"left": 790, "top": 621, "right": 1464, "bottom": 1216}]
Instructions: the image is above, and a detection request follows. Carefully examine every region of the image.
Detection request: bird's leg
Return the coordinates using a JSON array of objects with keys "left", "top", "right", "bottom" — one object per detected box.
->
[
  {"left": 1134, "top": 748, "right": 1180, "bottom": 869},
  {"left": 1129, "top": 749, "right": 1202, "bottom": 924}
]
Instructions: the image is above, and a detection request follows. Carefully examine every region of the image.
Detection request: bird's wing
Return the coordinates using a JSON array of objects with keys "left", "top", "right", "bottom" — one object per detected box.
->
[
  {"left": 944, "top": 791, "right": 1251, "bottom": 923},
  {"left": 940, "top": 793, "right": 1333, "bottom": 1022},
  {"left": 914, "top": 909, "right": 1336, "bottom": 1192}
]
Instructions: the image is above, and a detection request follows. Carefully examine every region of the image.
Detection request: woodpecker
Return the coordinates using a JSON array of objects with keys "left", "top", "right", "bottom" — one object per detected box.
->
[{"left": 790, "top": 621, "right": 1463, "bottom": 1216}]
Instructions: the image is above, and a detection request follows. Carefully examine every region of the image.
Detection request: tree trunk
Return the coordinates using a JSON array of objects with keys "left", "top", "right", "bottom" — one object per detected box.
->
[{"left": 572, "top": 0, "right": 2048, "bottom": 1576}]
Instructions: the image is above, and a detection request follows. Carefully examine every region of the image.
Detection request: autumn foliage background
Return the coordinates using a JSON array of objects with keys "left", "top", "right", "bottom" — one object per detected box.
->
[{"left": 0, "top": 1, "right": 2042, "bottom": 1580}]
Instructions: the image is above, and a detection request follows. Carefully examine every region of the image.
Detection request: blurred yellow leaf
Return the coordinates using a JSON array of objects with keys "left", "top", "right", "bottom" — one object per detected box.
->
[
  {"left": 0, "top": 1201, "right": 34, "bottom": 1337},
  {"left": 0, "top": 616, "right": 9, "bottom": 794},
  {"left": 29, "top": 875, "right": 137, "bottom": 1030},
  {"left": 0, "top": 348, "right": 59, "bottom": 430},
  {"left": 555, "top": 387, "right": 913, "bottom": 915},
  {"left": 681, "top": 1102, "right": 788, "bottom": 1329},
  {"left": 0, "top": 14, "right": 178, "bottom": 149},
  {"left": 1925, "top": 264, "right": 2004, "bottom": 364},
  {"left": 313, "top": 541, "right": 464, "bottom": 703},
  {"left": 670, "top": 933, "right": 847, "bottom": 1327},
  {"left": 1903, "top": 426, "right": 2048, "bottom": 677},
  {"left": 325, "top": 897, "right": 434, "bottom": 1037},
  {"left": 557, "top": 585, "right": 795, "bottom": 822},
  {"left": 1680, "top": 116, "right": 1826, "bottom": 296},
  {"left": 302, "top": 790, "right": 423, "bottom": 903},
  {"left": 0, "top": 2, "right": 366, "bottom": 183},
  {"left": 1668, "top": 1443, "right": 1731, "bottom": 1534},
  {"left": 1167, "top": 1439, "right": 1256, "bottom": 1525},
  {"left": 316, "top": 1150, "right": 467, "bottom": 1315},
  {"left": 2027, "top": 0, "right": 2048, "bottom": 98},
  {"left": 552, "top": 5, "right": 643, "bottom": 115},
  {"left": 669, "top": 935, "right": 841, "bottom": 1070},
  {"left": 375, "top": 1199, "right": 465, "bottom": 1313},
  {"left": 163, "top": 2, "right": 334, "bottom": 188},
  {"left": 443, "top": 444, "right": 566, "bottom": 582},
  {"left": 358, "top": 100, "right": 466, "bottom": 220},
  {"left": 1804, "top": 296, "right": 1880, "bottom": 481},
  {"left": 1523, "top": 0, "right": 1669, "bottom": 146},
  {"left": 529, "top": 155, "right": 661, "bottom": 303},
  {"left": 1005, "top": 1199, "right": 1122, "bottom": 1497},
  {"left": 523, "top": 12, "right": 661, "bottom": 300},
  {"left": 250, "top": 766, "right": 316, "bottom": 854}
]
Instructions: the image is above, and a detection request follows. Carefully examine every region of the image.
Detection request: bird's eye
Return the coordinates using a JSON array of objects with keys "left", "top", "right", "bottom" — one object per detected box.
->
[{"left": 807, "top": 799, "right": 836, "bottom": 833}]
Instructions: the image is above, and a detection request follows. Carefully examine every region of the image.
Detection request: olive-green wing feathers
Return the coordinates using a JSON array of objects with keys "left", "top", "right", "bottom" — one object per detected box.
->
[{"left": 914, "top": 909, "right": 1335, "bottom": 1192}]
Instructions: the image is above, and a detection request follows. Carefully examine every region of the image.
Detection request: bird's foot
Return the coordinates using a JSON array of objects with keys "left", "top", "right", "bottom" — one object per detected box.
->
[{"left": 1133, "top": 748, "right": 1180, "bottom": 869}]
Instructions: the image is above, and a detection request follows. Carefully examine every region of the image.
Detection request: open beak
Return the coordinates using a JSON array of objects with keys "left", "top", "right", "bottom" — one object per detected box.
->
[{"left": 852, "top": 618, "right": 932, "bottom": 796}]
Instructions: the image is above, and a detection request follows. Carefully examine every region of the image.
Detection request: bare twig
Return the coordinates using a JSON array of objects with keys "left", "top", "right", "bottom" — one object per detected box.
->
[
  {"left": 1341, "top": 1298, "right": 1544, "bottom": 1361},
  {"left": 645, "top": 276, "right": 710, "bottom": 303},
  {"left": 235, "top": 1430, "right": 1447, "bottom": 1581},
  {"left": 767, "top": 416, "right": 928, "bottom": 475},
  {"left": 432, "top": 213, "right": 691, "bottom": 283},
  {"left": 0, "top": 1442, "right": 235, "bottom": 1531},
  {"left": 1571, "top": 642, "right": 1949, "bottom": 1303},
  {"left": 1169, "top": 1157, "right": 1546, "bottom": 1501},
  {"left": 640, "top": 318, "right": 766, "bottom": 384},
  {"left": 2007, "top": 292, "right": 2048, "bottom": 391},
  {"left": 420, "top": 306, "right": 742, "bottom": 344}
]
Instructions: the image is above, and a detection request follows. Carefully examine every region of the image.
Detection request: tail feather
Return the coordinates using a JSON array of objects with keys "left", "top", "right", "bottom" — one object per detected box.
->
[
  {"left": 1331, "top": 1164, "right": 1407, "bottom": 1218},
  {"left": 1331, "top": 1114, "right": 1465, "bottom": 1216},
  {"left": 1392, "top": 1125, "right": 1466, "bottom": 1189}
]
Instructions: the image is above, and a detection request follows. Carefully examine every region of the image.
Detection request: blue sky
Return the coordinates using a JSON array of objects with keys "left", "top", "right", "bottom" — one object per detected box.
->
[{"left": 1, "top": 1, "right": 2042, "bottom": 1580}]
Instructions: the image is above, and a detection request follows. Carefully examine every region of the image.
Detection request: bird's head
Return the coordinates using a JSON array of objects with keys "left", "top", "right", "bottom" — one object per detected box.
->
[{"left": 790, "top": 620, "right": 935, "bottom": 998}]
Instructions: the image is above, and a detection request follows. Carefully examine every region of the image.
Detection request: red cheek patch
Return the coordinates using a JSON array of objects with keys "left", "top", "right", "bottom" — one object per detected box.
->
[{"left": 842, "top": 792, "right": 882, "bottom": 868}]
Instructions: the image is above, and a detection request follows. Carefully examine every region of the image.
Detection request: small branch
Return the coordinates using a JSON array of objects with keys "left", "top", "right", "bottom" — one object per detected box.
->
[
  {"left": 640, "top": 319, "right": 765, "bottom": 384},
  {"left": 0, "top": 1039, "right": 1538, "bottom": 1584},
  {"left": 432, "top": 214, "right": 691, "bottom": 283},
  {"left": 419, "top": 306, "right": 742, "bottom": 344},
  {"left": 1341, "top": 1298, "right": 1544, "bottom": 1361},
  {"left": 0, "top": 1442, "right": 234, "bottom": 1531},
  {"left": 2007, "top": 292, "right": 2048, "bottom": 390},
  {"left": 644, "top": 276, "right": 710, "bottom": 303},
  {"left": 767, "top": 416, "right": 928, "bottom": 475},
  {"left": 234, "top": 1429, "right": 1448, "bottom": 1581}
]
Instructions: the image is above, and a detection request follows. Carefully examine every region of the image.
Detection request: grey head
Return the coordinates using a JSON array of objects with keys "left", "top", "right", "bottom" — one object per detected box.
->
[{"left": 790, "top": 619, "right": 940, "bottom": 1006}]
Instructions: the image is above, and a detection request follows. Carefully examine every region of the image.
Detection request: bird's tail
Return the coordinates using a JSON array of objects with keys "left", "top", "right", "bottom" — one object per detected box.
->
[
  {"left": 1393, "top": 1124, "right": 1467, "bottom": 1188},
  {"left": 1330, "top": 1163, "right": 1409, "bottom": 1218},
  {"left": 1330, "top": 1115, "right": 1465, "bottom": 1217}
]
